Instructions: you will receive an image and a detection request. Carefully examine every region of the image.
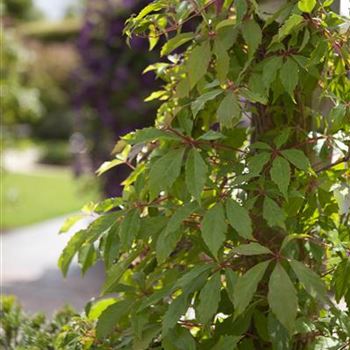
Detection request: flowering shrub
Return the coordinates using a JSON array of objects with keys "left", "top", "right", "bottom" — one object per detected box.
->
[{"left": 59, "top": 0, "right": 350, "bottom": 348}]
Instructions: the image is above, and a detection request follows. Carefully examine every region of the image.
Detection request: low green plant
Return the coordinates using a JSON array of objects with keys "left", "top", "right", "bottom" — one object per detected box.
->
[
  {"left": 59, "top": 0, "right": 349, "bottom": 349},
  {"left": 0, "top": 296, "right": 76, "bottom": 349}
]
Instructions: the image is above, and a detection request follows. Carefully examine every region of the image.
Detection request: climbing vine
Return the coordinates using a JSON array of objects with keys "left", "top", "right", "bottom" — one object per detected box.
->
[{"left": 60, "top": 0, "right": 350, "bottom": 349}]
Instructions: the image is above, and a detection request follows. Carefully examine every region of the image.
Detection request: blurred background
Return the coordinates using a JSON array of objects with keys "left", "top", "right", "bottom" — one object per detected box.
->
[{"left": 1, "top": 0, "right": 158, "bottom": 315}]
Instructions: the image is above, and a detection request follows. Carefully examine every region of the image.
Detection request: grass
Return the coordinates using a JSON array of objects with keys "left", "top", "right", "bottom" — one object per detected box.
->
[{"left": 1, "top": 169, "right": 98, "bottom": 230}]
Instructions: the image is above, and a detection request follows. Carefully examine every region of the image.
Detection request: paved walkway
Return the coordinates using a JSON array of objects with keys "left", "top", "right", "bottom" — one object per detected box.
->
[{"left": 1, "top": 215, "right": 104, "bottom": 315}]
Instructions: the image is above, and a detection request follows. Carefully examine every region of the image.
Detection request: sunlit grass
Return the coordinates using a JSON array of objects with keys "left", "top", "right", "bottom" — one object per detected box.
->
[{"left": 1, "top": 169, "right": 98, "bottom": 230}]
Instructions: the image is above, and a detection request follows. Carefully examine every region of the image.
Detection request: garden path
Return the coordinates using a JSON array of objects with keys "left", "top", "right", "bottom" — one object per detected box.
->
[{"left": 1, "top": 215, "right": 104, "bottom": 316}]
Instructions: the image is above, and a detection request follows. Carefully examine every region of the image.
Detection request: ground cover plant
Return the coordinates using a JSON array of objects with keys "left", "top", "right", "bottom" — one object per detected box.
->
[{"left": 56, "top": 0, "right": 349, "bottom": 348}]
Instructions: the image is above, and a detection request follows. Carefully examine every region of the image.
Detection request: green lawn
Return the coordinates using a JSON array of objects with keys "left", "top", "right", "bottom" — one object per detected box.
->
[{"left": 1, "top": 170, "right": 98, "bottom": 230}]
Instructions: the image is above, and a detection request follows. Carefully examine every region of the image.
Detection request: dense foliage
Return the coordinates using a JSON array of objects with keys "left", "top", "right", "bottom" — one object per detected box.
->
[
  {"left": 0, "top": 296, "right": 76, "bottom": 349},
  {"left": 59, "top": 0, "right": 350, "bottom": 349},
  {"left": 1, "top": 30, "right": 43, "bottom": 128},
  {"left": 73, "top": 0, "right": 159, "bottom": 196}
]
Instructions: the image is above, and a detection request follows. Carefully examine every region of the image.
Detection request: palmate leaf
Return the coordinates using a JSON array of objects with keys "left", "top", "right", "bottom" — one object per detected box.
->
[
  {"left": 149, "top": 147, "right": 185, "bottom": 197},
  {"left": 156, "top": 229, "right": 182, "bottom": 263},
  {"left": 191, "top": 89, "right": 223, "bottom": 117},
  {"left": 161, "top": 32, "right": 194, "bottom": 56},
  {"left": 279, "top": 58, "right": 299, "bottom": 100},
  {"left": 197, "top": 272, "right": 222, "bottom": 324},
  {"left": 217, "top": 92, "right": 241, "bottom": 128},
  {"left": 201, "top": 203, "right": 227, "bottom": 258},
  {"left": 59, "top": 212, "right": 119, "bottom": 276},
  {"left": 233, "top": 260, "right": 270, "bottom": 317},
  {"left": 185, "top": 148, "right": 208, "bottom": 201},
  {"left": 262, "top": 56, "right": 283, "bottom": 89},
  {"left": 270, "top": 156, "right": 291, "bottom": 197},
  {"left": 162, "top": 292, "right": 190, "bottom": 336},
  {"left": 268, "top": 263, "right": 298, "bottom": 334},
  {"left": 187, "top": 41, "right": 211, "bottom": 89},
  {"left": 231, "top": 242, "right": 272, "bottom": 256},
  {"left": 102, "top": 247, "right": 143, "bottom": 295},
  {"left": 281, "top": 149, "right": 310, "bottom": 171},
  {"left": 263, "top": 197, "right": 286, "bottom": 229},
  {"left": 119, "top": 208, "right": 141, "bottom": 248},
  {"left": 298, "top": 0, "right": 316, "bottom": 13},
  {"left": 226, "top": 198, "right": 253, "bottom": 239},
  {"left": 241, "top": 19, "right": 262, "bottom": 58},
  {"left": 96, "top": 299, "right": 133, "bottom": 339},
  {"left": 289, "top": 260, "right": 327, "bottom": 301},
  {"left": 212, "top": 335, "right": 241, "bottom": 349}
]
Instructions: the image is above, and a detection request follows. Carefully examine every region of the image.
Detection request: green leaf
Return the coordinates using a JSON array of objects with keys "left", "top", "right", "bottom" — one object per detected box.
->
[
  {"left": 233, "top": 260, "right": 270, "bottom": 317},
  {"left": 78, "top": 244, "right": 97, "bottom": 275},
  {"left": 191, "top": 89, "right": 223, "bottom": 117},
  {"left": 198, "top": 130, "right": 226, "bottom": 141},
  {"left": 58, "top": 230, "right": 87, "bottom": 277},
  {"left": 197, "top": 272, "right": 222, "bottom": 324},
  {"left": 225, "top": 269, "right": 238, "bottom": 304},
  {"left": 201, "top": 203, "right": 227, "bottom": 258},
  {"left": 232, "top": 243, "right": 272, "bottom": 256},
  {"left": 148, "top": 25, "right": 160, "bottom": 51},
  {"left": 235, "top": 0, "right": 247, "bottom": 23},
  {"left": 119, "top": 209, "right": 140, "bottom": 248},
  {"left": 268, "top": 313, "right": 291, "bottom": 350},
  {"left": 268, "top": 263, "right": 297, "bottom": 334},
  {"left": 241, "top": 19, "right": 262, "bottom": 58},
  {"left": 102, "top": 247, "right": 143, "bottom": 294},
  {"left": 270, "top": 156, "right": 291, "bottom": 197},
  {"left": 281, "top": 149, "right": 310, "bottom": 171},
  {"left": 277, "top": 14, "right": 304, "bottom": 42},
  {"left": 163, "top": 326, "right": 196, "bottom": 350},
  {"left": 129, "top": 127, "right": 179, "bottom": 145},
  {"left": 289, "top": 260, "right": 327, "bottom": 300},
  {"left": 185, "top": 148, "right": 208, "bottom": 201},
  {"left": 96, "top": 300, "right": 133, "bottom": 339},
  {"left": 217, "top": 93, "right": 241, "bottom": 128},
  {"left": 165, "top": 202, "right": 198, "bottom": 235},
  {"left": 134, "top": 2, "right": 163, "bottom": 20},
  {"left": 333, "top": 259, "right": 350, "bottom": 303},
  {"left": 212, "top": 335, "right": 241, "bottom": 349},
  {"left": 133, "top": 324, "right": 160, "bottom": 350},
  {"left": 60, "top": 214, "right": 120, "bottom": 275},
  {"left": 214, "top": 39, "right": 230, "bottom": 82},
  {"left": 273, "top": 128, "right": 291, "bottom": 148},
  {"left": 149, "top": 148, "right": 185, "bottom": 196},
  {"left": 263, "top": 56, "right": 283, "bottom": 88},
  {"left": 247, "top": 152, "right": 271, "bottom": 177},
  {"left": 59, "top": 214, "right": 84, "bottom": 234},
  {"left": 97, "top": 159, "right": 124, "bottom": 175},
  {"left": 156, "top": 229, "right": 182, "bottom": 264},
  {"left": 162, "top": 293, "right": 189, "bottom": 335},
  {"left": 88, "top": 298, "right": 116, "bottom": 320},
  {"left": 225, "top": 198, "right": 253, "bottom": 239},
  {"left": 279, "top": 58, "right": 299, "bottom": 100},
  {"left": 298, "top": 0, "right": 316, "bottom": 13},
  {"left": 187, "top": 41, "right": 211, "bottom": 89},
  {"left": 161, "top": 32, "right": 194, "bottom": 56},
  {"left": 174, "top": 264, "right": 214, "bottom": 290},
  {"left": 263, "top": 197, "right": 286, "bottom": 229}
]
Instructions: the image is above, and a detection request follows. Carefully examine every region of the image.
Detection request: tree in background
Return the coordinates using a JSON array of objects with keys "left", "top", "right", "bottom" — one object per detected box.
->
[
  {"left": 1, "top": 30, "right": 43, "bottom": 135},
  {"left": 73, "top": 0, "right": 159, "bottom": 196},
  {"left": 1, "top": 0, "right": 42, "bottom": 22}
]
